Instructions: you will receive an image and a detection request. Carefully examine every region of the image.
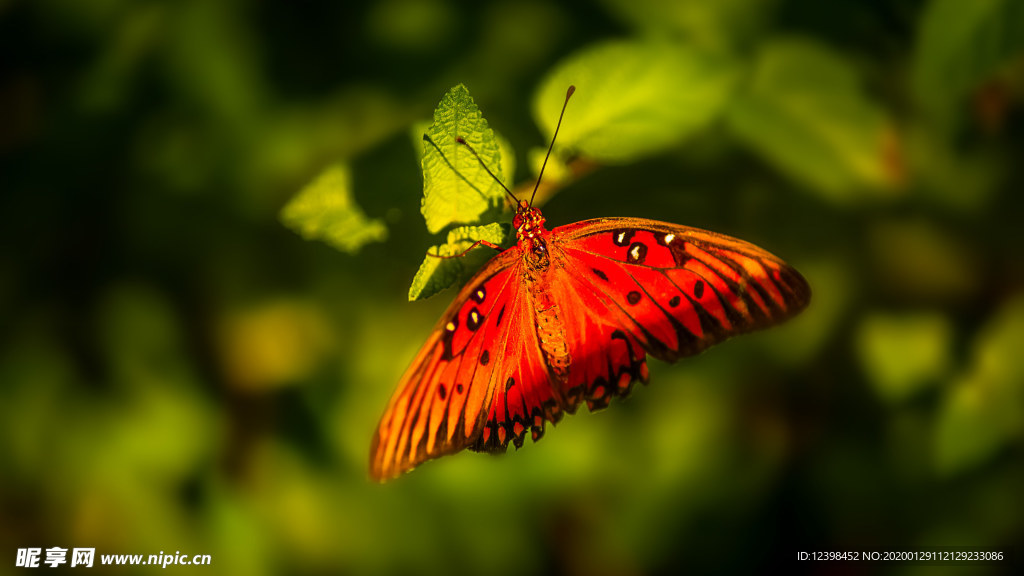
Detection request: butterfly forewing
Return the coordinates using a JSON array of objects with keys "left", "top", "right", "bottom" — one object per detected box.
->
[
  {"left": 370, "top": 250, "right": 522, "bottom": 480},
  {"left": 555, "top": 217, "right": 811, "bottom": 363}
]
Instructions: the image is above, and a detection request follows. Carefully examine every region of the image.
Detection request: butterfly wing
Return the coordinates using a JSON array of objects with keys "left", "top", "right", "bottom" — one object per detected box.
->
[
  {"left": 370, "top": 246, "right": 563, "bottom": 481},
  {"left": 542, "top": 217, "right": 811, "bottom": 412}
]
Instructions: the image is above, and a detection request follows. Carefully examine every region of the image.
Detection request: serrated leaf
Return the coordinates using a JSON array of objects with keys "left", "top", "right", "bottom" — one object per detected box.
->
[
  {"left": 911, "top": 0, "right": 1024, "bottom": 133},
  {"left": 408, "top": 223, "right": 509, "bottom": 301},
  {"left": 421, "top": 84, "right": 511, "bottom": 234},
  {"left": 533, "top": 39, "right": 739, "bottom": 163},
  {"left": 280, "top": 164, "right": 387, "bottom": 254},
  {"left": 727, "top": 37, "right": 901, "bottom": 203}
]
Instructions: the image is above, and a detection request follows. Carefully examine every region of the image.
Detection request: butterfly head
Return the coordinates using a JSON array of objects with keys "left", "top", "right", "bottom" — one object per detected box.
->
[{"left": 512, "top": 200, "right": 547, "bottom": 241}]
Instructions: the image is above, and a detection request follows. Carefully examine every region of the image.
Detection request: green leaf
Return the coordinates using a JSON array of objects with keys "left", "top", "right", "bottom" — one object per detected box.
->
[
  {"left": 726, "top": 37, "right": 901, "bottom": 203},
  {"left": 280, "top": 164, "right": 387, "bottom": 254},
  {"left": 935, "top": 295, "right": 1024, "bottom": 476},
  {"left": 412, "top": 115, "right": 516, "bottom": 180},
  {"left": 408, "top": 223, "right": 509, "bottom": 301},
  {"left": 421, "top": 84, "right": 510, "bottom": 234},
  {"left": 856, "top": 312, "right": 952, "bottom": 405},
  {"left": 533, "top": 39, "right": 739, "bottom": 163},
  {"left": 911, "top": 0, "right": 1024, "bottom": 133}
]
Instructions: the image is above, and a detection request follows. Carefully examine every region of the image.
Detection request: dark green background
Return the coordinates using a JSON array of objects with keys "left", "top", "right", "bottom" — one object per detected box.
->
[{"left": 2, "top": 0, "right": 1022, "bottom": 574}]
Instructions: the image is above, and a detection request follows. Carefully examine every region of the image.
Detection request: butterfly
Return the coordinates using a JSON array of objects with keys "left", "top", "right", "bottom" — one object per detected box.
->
[{"left": 369, "top": 87, "right": 811, "bottom": 481}]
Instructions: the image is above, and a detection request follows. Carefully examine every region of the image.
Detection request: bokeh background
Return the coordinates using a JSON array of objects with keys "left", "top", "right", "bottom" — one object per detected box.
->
[{"left": 2, "top": 0, "right": 1023, "bottom": 574}]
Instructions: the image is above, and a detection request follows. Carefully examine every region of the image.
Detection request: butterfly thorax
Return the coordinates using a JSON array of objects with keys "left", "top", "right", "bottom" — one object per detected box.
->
[
  {"left": 513, "top": 201, "right": 550, "bottom": 267},
  {"left": 512, "top": 201, "right": 547, "bottom": 241}
]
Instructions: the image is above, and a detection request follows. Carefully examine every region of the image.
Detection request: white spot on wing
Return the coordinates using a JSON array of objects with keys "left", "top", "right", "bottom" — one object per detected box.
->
[{"left": 664, "top": 233, "right": 675, "bottom": 244}]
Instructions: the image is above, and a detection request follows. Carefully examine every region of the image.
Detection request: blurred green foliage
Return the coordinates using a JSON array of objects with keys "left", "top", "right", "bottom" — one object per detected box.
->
[
  {"left": 2, "top": 0, "right": 1023, "bottom": 574},
  {"left": 727, "top": 37, "right": 901, "bottom": 201},
  {"left": 534, "top": 39, "right": 739, "bottom": 163},
  {"left": 281, "top": 164, "right": 388, "bottom": 254}
]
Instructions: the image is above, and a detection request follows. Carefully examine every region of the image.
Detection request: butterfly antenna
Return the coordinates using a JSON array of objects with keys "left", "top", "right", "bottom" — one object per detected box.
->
[
  {"left": 454, "top": 136, "right": 519, "bottom": 206},
  {"left": 530, "top": 85, "right": 575, "bottom": 207},
  {"left": 423, "top": 134, "right": 518, "bottom": 208}
]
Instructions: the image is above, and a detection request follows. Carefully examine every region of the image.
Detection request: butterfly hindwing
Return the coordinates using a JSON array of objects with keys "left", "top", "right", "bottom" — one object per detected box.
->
[
  {"left": 467, "top": 279, "right": 564, "bottom": 453},
  {"left": 539, "top": 262, "right": 652, "bottom": 414}
]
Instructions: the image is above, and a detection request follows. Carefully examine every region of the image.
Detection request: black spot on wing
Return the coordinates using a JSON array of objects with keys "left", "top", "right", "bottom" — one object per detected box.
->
[
  {"left": 667, "top": 239, "right": 690, "bottom": 266},
  {"left": 441, "top": 316, "right": 458, "bottom": 360},
  {"left": 471, "top": 285, "right": 487, "bottom": 304},
  {"left": 612, "top": 229, "right": 635, "bottom": 247},
  {"left": 466, "top": 307, "right": 483, "bottom": 331},
  {"left": 592, "top": 268, "right": 609, "bottom": 281},
  {"left": 627, "top": 242, "right": 648, "bottom": 265}
]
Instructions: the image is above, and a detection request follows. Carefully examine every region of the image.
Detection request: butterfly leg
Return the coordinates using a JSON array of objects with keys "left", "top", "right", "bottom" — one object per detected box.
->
[{"left": 428, "top": 240, "right": 503, "bottom": 259}]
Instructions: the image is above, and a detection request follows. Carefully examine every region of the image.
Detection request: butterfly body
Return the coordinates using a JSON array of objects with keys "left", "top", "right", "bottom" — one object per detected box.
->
[{"left": 370, "top": 201, "right": 810, "bottom": 481}]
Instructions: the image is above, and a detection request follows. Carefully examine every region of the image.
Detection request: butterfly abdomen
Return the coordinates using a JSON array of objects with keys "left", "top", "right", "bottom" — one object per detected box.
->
[
  {"left": 535, "top": 303, "right": 571, "bottom": 383},
  {"left": 525, "top": 263, "right": 571, "bottom": 384}
]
